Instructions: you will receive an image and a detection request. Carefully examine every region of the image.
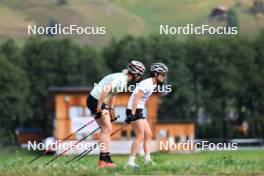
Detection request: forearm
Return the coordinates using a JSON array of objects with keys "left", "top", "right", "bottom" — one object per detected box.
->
[
  {"left": 108, "top": 94, "right": 117, "bottom": 109},
  {"left": 97, "top": 90, "right": 109, "bottom": 109},
  {"left": 132, "top": 94, "right": 142, "bottom": 115},
  {"left": 97, "top": 83, "right": 113, "bottom": 109}
]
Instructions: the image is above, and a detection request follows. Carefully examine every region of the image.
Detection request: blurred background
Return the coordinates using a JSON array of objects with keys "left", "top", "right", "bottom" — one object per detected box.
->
[{"left": 0, "top": 0, "right": 264, "bottom": 147}]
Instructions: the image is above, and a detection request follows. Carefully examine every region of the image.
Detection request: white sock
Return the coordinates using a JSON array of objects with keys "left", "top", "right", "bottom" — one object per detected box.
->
[
  {"left": 128, "top": 156, "right": 135, "bottom": 163},
  {"left": 145, "top": 154, "right": 151, "bottom": 161}
]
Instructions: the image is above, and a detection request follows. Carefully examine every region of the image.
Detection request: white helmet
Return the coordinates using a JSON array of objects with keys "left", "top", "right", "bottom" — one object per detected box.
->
[
  {"left": 150, "top": 63, "right": 168, "bottom": 73},
  {"left": 127, "top": 61, "right": 145, "bottom": 75}
]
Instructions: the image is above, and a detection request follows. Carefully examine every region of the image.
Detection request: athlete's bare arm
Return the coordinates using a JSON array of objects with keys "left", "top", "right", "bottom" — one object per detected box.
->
[
  {"left": 132, "top": 90, "right": 144, "bottom": 114},
  {"left": 107, "top": 93, "right": 117, "bottom": 109},
  {"left": 97, "top": 82, "right": 113, "bottom": 109}
]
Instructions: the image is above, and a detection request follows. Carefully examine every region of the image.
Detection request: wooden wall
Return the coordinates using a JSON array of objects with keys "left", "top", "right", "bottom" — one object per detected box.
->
[
  {"left": 54, "top": 92, "right": 160, "bottom": 140},
  {"left": 156, "top": 123, "right": 195, "bottom": 138},
  {"left": 53, "top": 91, "right": 195, "bottom": 144}
]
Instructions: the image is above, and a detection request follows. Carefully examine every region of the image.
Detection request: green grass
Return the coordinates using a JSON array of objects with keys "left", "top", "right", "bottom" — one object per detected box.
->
[
  {"left": 0, "top": 0, "right": 147, "bottom": 46},
  {"left": 113, "top": 0, "right": 235, "bottom": 32},
  {"left": 0, "top": 0, "right": 264, "bottom": 45},
  {"left": 0, "top": 146, "right": 264, "bottom": 175},
  {"left": 112, "top": 0, "right": 264, "bottom": 35}
]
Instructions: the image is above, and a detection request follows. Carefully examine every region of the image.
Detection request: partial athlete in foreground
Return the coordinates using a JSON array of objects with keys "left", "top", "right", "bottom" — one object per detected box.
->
[
  {"left": 125, "top": 63, "right": 168, "bottom": 167},
  {"left": 86, "top": 61, "right": 145, "bottom": 168}
]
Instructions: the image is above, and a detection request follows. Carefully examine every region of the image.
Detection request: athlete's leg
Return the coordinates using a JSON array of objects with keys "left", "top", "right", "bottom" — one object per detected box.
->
[
  {"left": 96, "top": 109, "right": 112, "bottom": 153},
  {"left": 143, "top": 120, "right": 153, "bottom": 163},
  {"left": 96, "top": 109, "right": 117, "bottom": 167},
  {"left": 127, "top": 119, "right": 145, "bottom": 166},
  {"left": 130, "top": 119, "right": 145, "bottom": 156}
]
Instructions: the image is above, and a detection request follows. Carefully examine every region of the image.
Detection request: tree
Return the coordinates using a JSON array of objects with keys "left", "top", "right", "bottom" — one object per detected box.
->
[
  {"left": 104, "top": 36, "right": 153, "bottom": 71},
  {"left": 252, "top": 31, "right": 264, "bottom": 115},
  {"left": 21, "top": 37, "right": 79, "bottom": 134},
  {"left": 0, "top": 56, "right": 31, "bottom": 143},
  {"left": 0, "top": 39, "right": 21, "bottom": 65},
  {"left": 20, "top": 37, "right": 107, "bottom": 134},
  {"left": 76, "top": 45, "right": 109, "bottom": 85},
  {"left": 1, "top": 31, "right": 263, "bottom": 140}
]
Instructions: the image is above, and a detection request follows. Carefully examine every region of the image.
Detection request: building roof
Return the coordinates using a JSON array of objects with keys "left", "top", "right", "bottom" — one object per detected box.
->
[
  {"left": 48, "top": 86, "right": 93, "bottom": 93},
  {"left": 48, "top": 86, "right": 161, "bottom": 94},
  {"left": 216, "top": 5, "right": 228, "bottom": 11}
]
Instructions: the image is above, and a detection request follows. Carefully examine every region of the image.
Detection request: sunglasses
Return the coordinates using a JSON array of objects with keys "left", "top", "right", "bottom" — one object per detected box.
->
[{"left": 159, "top": 73, "right": 167, "bottom": 77}]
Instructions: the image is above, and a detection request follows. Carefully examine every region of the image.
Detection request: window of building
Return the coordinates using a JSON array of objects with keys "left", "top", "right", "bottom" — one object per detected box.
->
[
  {"left": 69, "top": 106, "right": 98, "bottom": 135},
  {"left": 158, "top": 129, "right": 169, "bottom": 138},
  {"left": 113, "top": 106, "right": 126, "bottom": 123},
  {"left": 85, "top": 107, "right": 92, "bottom": 116},
  {"left": 69, "top": 106, "right": 92, "bottom": 118},
  {"left": 143, "top": 108, "right": 148, "bottom": 118},
  {"left": 69, "top": 106, "right": 83, "bottom": 118}
]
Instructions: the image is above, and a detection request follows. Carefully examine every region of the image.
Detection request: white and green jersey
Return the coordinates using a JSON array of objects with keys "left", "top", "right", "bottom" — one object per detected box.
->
[{"left": 90, "top": 72, "right": 128, "bottom": 102}]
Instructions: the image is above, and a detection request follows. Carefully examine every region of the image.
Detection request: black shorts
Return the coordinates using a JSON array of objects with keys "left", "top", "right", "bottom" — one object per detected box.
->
[
  {"left": 126, "top": 109, "right": 145, "bottom": 121},
  {"left": 86, "top": 94, "right": 107, "bottom": 114}
]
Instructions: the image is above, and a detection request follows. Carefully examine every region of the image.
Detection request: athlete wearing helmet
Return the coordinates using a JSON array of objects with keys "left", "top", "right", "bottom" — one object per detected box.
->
[
  {"left": 125, "top": 63, "right": 168, "bottom": 167},
  {"left": 86, "top": 60, "right": 145, "bottom": 167},
  {"left": 150, "top": 63, "right": 168, "bottom": 84},
  {"left": 127, "top": 61, "right": 145, "bottom": 80}
]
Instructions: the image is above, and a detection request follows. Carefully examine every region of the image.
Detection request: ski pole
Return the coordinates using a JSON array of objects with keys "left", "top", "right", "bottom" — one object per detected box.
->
[
  {"left": 66, "top": 123, "right": 129, "bottom": 163},
  {"left": 45, "top": 126, "right": 100, "bottom": 166},
  {"left": 29, "top": 119, "right": 95, "bottom": 164}
]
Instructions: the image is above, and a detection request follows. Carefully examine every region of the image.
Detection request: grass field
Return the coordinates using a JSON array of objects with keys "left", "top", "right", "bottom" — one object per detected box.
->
[
  {"left": 0, "top": 0, "right": 264, "bottom": 45},
  {"left": 0, "top": 146, "right": 264, "bottom": 175}
]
